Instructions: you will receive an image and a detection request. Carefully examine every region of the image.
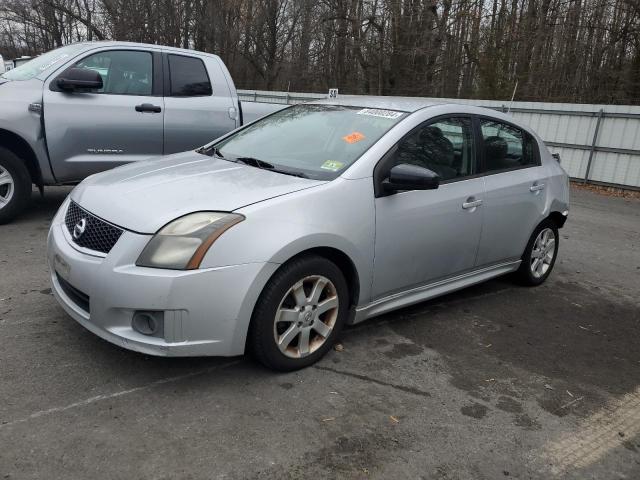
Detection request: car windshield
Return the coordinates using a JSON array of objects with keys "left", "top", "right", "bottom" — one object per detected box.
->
[
  {"left": 1, "top": 44, "right": 87, "bottom": 81},
  {"left": 212, "top": 104, "right": 408, "bottom": 180}
]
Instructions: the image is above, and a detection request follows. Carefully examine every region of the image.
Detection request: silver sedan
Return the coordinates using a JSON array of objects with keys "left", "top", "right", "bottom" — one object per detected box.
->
[{"left": 47, "top": 98, "right": 569, "bottom": 370}]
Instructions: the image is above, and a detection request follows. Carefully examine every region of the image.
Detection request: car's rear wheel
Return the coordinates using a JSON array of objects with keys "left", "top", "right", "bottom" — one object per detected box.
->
[
  {"left": 517, "top": 220, "right": 559, "bottom": 286},
  {"left": 249, "top": 255, "right": 349, "bottom": 371},
  {"left": 0, "top": 147, "right": 31, "bottom": 224}
]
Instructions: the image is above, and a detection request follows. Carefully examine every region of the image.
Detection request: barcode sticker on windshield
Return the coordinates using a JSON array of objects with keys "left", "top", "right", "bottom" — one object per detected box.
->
[{"left": 357, "top": 108, "right": 403, "bottom": 119}]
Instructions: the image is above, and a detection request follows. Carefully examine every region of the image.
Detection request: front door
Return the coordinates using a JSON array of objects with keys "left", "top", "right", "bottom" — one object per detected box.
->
[
  {"left": 372, "top": 117, "right": 485, "bottom": 299},
  {"left": 43, "top": 48, "right": 164, "bottom": 183}
]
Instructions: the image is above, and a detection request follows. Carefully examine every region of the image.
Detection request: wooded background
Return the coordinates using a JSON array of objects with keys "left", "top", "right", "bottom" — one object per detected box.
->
[{"left": 1, "top": 0, "right": 639, "bottom": 104}]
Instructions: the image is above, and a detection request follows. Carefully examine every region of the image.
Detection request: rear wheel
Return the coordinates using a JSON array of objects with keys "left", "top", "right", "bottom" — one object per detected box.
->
[
  {"left": 249, "top": 255, "right": 349, "bottom": 371},
  {"left": 0, "top": 147, "right": 31, "bottom": 224},
  {"left": 517, "top": 220, "right": 559, "bottom": 286}
]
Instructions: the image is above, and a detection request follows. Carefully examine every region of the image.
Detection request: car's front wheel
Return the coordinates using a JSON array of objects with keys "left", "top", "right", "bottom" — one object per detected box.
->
[
  {"left": 249, "top": 255, "right": 349, "bottom": 371},
  {"left": 517, "top": 220, "right": 559, "bottom": 286}
]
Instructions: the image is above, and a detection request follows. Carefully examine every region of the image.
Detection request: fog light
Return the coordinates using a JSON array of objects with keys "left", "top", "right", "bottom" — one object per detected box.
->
[{"left": 132, "top": 311, "right": 164, "bottom": 337}]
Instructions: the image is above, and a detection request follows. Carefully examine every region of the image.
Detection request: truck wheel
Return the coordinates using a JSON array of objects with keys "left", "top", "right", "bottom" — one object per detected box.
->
[{"left": 0, "top": 147, "right": 32, "bottom": 224}]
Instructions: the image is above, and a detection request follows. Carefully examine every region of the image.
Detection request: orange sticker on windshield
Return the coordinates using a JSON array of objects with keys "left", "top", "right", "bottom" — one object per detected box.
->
[{"left": 343, "top": 131, "right": 366, "bottom": 144}]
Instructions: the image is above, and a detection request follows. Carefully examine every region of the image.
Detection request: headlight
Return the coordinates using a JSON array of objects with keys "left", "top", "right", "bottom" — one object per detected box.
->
[{"left": 136, "top": 212, "right": 244, "bottom": 270}]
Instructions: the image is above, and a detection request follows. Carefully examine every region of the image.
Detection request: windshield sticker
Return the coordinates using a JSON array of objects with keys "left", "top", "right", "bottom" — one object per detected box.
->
[
  {"left": 343, "top": 131, "right": 366, "bottom": 144},
  {"left": 357, "top": 108, "right": 403, "bottom": 119},
  {"left": 321, "top": 160, "right": 345, "bottom": 172}
]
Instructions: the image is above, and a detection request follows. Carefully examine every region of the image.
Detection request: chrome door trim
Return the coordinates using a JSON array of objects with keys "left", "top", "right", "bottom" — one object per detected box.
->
[{"left": 352, "top": 260, "right": 521, "bottom": 324}]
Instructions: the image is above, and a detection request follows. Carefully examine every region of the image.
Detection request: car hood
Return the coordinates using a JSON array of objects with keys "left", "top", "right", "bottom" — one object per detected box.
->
[{"left": 71, "top": 151, "right": 325, "bottom": 233}]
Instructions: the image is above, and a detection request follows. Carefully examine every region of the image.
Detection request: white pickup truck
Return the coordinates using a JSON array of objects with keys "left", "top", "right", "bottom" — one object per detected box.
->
[{"left": 0, "top": 42, "right": 284, "bottom": 223}]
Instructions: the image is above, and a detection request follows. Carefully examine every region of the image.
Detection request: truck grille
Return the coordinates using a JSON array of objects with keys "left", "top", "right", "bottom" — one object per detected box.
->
[{"left": 65, "top": 201, "right": 124, "bottom": 254}]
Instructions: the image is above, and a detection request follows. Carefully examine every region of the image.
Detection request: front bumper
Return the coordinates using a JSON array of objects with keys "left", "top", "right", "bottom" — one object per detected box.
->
[{"left": 47, "top": 207, "right": 278, "bottom": 357}]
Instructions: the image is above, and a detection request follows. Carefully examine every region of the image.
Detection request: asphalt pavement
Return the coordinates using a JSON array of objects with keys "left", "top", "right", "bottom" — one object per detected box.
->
[{"left": 0, "top": 185, "right": 639, "bottom": 479}]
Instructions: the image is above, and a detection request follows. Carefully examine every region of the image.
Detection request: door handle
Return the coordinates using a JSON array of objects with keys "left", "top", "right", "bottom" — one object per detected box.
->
[
  {"left": 462, "top": 198, "right": 483, "bottom": 210},
  {"left": 530, "top": 183, "right": 545, "bottom": 192},
  {"left": 135, "top": 103, "right": 162, "bottom": 113}
]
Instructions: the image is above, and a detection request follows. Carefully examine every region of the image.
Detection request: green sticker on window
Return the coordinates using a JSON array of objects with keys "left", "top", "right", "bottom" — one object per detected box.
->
[{"left": 321, "top": 160, "right": 345, "bottom": 172}]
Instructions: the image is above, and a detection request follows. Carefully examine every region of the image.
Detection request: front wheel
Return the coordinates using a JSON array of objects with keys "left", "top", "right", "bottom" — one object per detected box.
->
[
  {"left": 517, "top": 220, "right": 559, "bottom": 286},
  {"left": 0, "top": 147, "right": 32, "bottom": 224},
  {"left": 249, "top": 255, "right": 349, "bottom": 371}
]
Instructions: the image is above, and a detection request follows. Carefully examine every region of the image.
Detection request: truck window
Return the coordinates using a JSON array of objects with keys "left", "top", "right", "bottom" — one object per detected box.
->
[
  {"left": 73, "top": 50, "right": 153, "bottom": 96},
  {"left": 168, "top": 55, "right": 212, "bottom": 97}
]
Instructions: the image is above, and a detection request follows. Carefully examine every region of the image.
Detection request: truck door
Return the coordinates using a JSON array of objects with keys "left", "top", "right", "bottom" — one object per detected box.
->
[
  {"left": 162, "top": 53, "right": 237, "bottom": 153},
  {"left": 43, "top": 48, "right": 164, "bottom": 183}
]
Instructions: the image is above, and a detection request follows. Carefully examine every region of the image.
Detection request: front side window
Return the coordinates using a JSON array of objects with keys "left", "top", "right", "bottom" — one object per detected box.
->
[
  {"left": 168, "top": 55, "right": 212, "bottom": 96},
  {"left": 480, "top": 119, "right": 538, "bottom": 173},
  {"left": 390, "top": 117, "right": 476, "bottom": 182},
  {"left": 72, "top": 50, "right": 153, "bottom": 95},
  {"left": 212, "top": 104, "right": 408, "bottom": 180}
]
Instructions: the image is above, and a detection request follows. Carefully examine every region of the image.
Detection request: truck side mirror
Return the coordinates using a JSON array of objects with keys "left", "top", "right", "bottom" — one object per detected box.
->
[{"left": 57, "top": 68, "right": 103, "bottom": 92}]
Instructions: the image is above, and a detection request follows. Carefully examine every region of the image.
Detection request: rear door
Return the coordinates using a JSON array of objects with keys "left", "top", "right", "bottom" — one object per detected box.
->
[
  {"left": 162, "top": 53, "right": 237, "bottom": 153},
  {"left": 43, "top": 48, "right": 164, "bottom": 182},
  {"left": 474, "top": 117, "right": 548, "bottom": 266}
]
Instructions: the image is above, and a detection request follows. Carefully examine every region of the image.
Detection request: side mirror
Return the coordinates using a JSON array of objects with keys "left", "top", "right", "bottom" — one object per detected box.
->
[
  {"left": 551, "top": 153, "right": 561, "bottom": 163},
  {"left": 382, "top": 163, "right": 440, "bottom": 194},
  {"left": 56, "top": 68, "right": 103, "bottom": 92}
]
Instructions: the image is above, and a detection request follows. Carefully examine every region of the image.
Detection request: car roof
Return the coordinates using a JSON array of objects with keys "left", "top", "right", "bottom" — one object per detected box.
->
[
  {"left": 72, "top": 41, "right": 222, "bottom": 59},
  {"left": 311, "top": 95, "right": 533, "bottom": 127},
  {"left": 310, "top": 95, "right": 443, "bottom": 113}
]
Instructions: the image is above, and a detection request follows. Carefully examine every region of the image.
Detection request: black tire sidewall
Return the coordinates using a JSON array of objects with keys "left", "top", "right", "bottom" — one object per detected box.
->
[
  {"left": 0, "top": 147, "right": 31, "bottom": 224},
  {"left": 249, "top": 255, "right": 349, "bottom": 371},
  {"left": 519, "top": 220, "right": 559, "bottom": 286}
]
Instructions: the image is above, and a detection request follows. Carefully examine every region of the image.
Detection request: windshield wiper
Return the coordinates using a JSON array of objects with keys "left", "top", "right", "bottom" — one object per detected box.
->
[
  {"left": 233, "top": 157, "right": 309, "bottom": 178},
  {"left": 269, "top": 168, "right": 309, "bottom": 179},
  {"left": 234, "top": 157, "right": 274, "bottom": 169}
]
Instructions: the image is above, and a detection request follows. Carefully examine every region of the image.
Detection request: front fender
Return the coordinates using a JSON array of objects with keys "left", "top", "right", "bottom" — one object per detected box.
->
[
  {"left": 201, "top": 178, "right": 376, "bottom": 305},
  {"left": 0, "top": 79, "right": 55, "bottom": 184}
]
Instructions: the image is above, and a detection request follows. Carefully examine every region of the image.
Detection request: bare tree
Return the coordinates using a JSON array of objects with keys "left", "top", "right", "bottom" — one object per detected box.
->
[{"left": 1, "top": 0, "right": 639, "bottom": 104}]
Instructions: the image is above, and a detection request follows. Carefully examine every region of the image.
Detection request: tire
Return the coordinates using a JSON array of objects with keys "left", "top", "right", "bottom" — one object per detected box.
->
[
  {"left": 516, "top": 219, "right": 559, "bottom": 286},
  {"left": 249, "top": 255, "right": 350, "bottom": 371},
  {"left": 0, "top": 147, "right": 32, "bottom": 224}
]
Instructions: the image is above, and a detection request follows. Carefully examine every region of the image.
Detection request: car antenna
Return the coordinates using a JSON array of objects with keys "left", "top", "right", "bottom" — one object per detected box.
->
[{"left": 507, "top": 79, "right": 518, "bottom": 115}]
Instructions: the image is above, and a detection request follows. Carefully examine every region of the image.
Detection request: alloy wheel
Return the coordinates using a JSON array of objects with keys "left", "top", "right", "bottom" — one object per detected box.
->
[
  {"left": 273, "top": 275, "right": 339, "bottom": 358},
  {"left": 0, "top": 165, "right": 14, "bottom": 210},
  {"left": 530, "top": 227, "right": 556, "bottom": 279}
]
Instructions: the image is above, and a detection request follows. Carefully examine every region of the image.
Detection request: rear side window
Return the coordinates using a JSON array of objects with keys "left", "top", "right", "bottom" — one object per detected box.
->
[
  {"left": 168, "top": 55, "right": 212, "bottom": 97},
  {"left": 480, "top": 119, "right": 538, "bottom": 173}
]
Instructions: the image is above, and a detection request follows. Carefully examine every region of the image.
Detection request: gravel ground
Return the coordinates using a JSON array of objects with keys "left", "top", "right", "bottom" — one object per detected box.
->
[{"left": 0, "top": 185, "right": 639, "bottom": 480}]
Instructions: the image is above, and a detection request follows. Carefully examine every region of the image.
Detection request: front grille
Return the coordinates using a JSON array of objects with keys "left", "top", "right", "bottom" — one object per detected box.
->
[
  {"left": 65, "top": 201, "right": 124, "bottom": 254},
  {"left": 56, "top": 273, "right": 90, "bottom": 313}
]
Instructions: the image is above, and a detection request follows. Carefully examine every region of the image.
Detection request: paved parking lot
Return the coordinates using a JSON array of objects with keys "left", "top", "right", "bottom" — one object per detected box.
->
[{"left": 0, "top": 186, "right": 639, "bottom": 479}]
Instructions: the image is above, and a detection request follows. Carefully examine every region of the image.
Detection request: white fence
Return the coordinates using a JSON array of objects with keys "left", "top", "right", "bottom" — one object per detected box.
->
[{"left": 238, "top": 89, "right": 640, "bottom": 190}]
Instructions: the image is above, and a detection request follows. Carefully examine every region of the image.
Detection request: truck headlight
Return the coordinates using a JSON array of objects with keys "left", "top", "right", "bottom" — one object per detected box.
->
[{"left": 136, "top": 212, "right": 244, "bottom": 270}]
